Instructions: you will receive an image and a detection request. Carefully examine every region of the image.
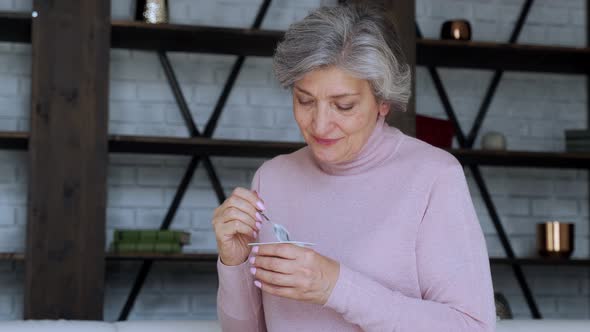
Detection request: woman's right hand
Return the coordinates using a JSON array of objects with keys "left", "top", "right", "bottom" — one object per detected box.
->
[{"left": 213, "top": 187, "right": 265, "bottom": 266}]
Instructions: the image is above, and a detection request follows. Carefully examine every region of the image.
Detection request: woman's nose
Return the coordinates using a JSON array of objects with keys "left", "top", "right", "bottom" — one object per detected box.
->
[{"left": 311, "top": 105, "right": 333, "bottom": 135}]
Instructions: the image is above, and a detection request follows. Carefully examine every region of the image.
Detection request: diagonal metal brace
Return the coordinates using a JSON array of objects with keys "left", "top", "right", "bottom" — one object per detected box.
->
[{"left": 117, "top": 0, "right": 273, "bottom": 321}]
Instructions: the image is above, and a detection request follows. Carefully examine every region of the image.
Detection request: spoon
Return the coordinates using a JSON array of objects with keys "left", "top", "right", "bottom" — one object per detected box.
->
[{"left": 259, "top": 211, "right": 291, "bottom": 242}]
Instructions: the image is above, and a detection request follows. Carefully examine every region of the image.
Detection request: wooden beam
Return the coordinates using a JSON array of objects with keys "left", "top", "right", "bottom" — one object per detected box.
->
[
  {"left": 338, "top": 0, "right": 416, "bottom": 135},
  {"left": 25, "top": 1, "right": 110, "bottom": 320},
  {"left": 586, "top": 0, "right": 589, "bottom": 282},
  {"left": 382, "top": 0, "right": 416, "bottom": 136}
]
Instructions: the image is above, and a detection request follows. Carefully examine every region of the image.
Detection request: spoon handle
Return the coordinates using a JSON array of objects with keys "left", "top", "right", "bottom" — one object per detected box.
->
[{"left": 259, "top": 211, "right": 271, "bottom": 222}]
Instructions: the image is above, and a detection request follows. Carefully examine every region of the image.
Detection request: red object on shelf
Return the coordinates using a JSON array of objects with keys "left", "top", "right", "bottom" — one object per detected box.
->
[{"left": 415, "top": 114, "right": 455, "bottom": 149}]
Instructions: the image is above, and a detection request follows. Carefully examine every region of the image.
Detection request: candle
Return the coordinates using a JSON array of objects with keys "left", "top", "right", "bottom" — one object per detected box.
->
[{"left": 441, "top": 20, "right": 472, "bottom": 41}]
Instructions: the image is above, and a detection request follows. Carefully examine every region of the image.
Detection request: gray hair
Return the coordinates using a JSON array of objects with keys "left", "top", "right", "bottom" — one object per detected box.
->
[{"left": 272, "top": 3, "right": 412, "bottom": 111}]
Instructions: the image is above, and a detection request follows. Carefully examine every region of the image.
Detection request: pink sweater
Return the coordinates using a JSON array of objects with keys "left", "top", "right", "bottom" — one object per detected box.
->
[{"left": 217, "top": 116, "right": 496, "bottom": 331}]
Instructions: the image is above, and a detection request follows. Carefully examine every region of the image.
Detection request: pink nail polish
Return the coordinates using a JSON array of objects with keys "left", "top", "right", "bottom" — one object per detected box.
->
[
  {"left": 254, "top": 280, "right": 262, "bottom": 288},
  {"left": 256, "top": 201, "right": 266, "bottom": 210},
  {"left": 252, "top": 246, "right": 259, "bottom": 254},
  {"left": 256, "top": 221, "right": 262, "bottom": 230},
  {"left": 250, "top": 267, "right": 256, "bottom": 275},
  {"left": 249, "top": 256, "right": 255, "bottom": 264},
  {"left": 253, "top": 231, "right": 258, "bottom": 238},
  {"left": 256, "top": 212, "right": 263, "bottom": 222}
]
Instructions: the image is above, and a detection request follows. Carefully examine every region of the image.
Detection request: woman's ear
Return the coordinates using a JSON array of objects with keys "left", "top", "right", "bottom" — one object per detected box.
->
[{"left": 378, "top": 102, "right": 390, "bottom": 117}]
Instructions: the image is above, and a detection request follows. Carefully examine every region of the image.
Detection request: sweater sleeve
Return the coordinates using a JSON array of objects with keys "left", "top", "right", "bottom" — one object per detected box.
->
[
  {"left": 323, "top": 162, "right": 496, "bottom": 332},
  {"left": 217, "top": 168, "right": 266, "bottom": 332}
]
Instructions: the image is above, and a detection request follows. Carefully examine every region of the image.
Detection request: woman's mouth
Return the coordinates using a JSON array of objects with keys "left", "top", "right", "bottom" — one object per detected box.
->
[{"left": 313, "top": 136, "right": 341, "bottom": 146}]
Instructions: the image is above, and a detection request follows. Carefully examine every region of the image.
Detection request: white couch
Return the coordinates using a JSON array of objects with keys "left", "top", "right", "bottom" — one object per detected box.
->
[
  {"left": 0, "top": 320, "right": 221, "bottom": 332},
  {"left": 0, "top": 319, "right": 588, "bottom": 331}
]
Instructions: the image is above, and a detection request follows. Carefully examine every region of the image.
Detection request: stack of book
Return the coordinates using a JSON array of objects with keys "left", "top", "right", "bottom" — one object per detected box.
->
[
  {"left": 110, "top": 229, "right": 191, "bottom": 254},
  {"left": 565, "top": 130, "right": 590, "bottom": 152}
]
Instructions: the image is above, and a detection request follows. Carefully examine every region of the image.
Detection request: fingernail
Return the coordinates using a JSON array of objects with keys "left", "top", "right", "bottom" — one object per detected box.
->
[
  {"left": 254, "top": 280, "right": 262, "bottom": 288},
  {"left": 252, "top": 246, "right": 259, "bottom": 254},
  {"left": 256, "top": 201, "right": 266, "bottom": 210},
  {"left": 249, "top": 256, "right": 255, "bottom": 264},
  {"left": 253, "top": 231, "right": 258, "bottom": 238},
  {"left": 250, "top": 267, "right": 256, "bottom": 275},
  {"left": 256, "top": 212, "right": 263, "bottom": 222},
  {"left": 256, "top": 221, "right": 262, "bottom": 230}
]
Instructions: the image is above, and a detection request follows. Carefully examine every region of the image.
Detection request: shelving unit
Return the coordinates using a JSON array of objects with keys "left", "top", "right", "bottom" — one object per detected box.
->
[{"left": 0, "top": 0, "right": 588, "bottom": 321}]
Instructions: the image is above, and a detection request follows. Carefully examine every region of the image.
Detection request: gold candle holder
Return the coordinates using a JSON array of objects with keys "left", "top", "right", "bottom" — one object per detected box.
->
[{"left": 536, "top": 221, "right": 574, "bottom": 258}]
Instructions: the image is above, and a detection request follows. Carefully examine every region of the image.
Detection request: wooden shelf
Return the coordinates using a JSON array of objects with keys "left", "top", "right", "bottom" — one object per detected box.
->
[
  {"left": 417, "top": 39, "right": 590, "bottom": 74},
  {"left": 0, "top": 131, "right": 304, "bottom": 157},
  {"left": 109, "top": 134, "right": 304, "bottom": 157},
  {"left": 2, "top": 131, "right": 590, "bottom": 168},
  {"left": 0, "top": 252, "right": 24, "bottom": 261},
  {"left": 490, "top": 257, "right": 590, "bottom": 266},
  {"left": 0, "top": 131, "right": 27, "bottom": 150},
  {"left": 106, "top": 252, "right": 218, "bottom": 262},
  {"left": 0, "top": 252, "right": 218, "bottom": 262},
  {"left": 111, "top": 20, "right": 282, "bottom": 56},
  {"left": 0, "top": 11, "right": 30, "bottom": 43},
  {"left": 111, "top": 135, "right": 590, "bottom": 168},
  {"left": 0, "top": 12, "right": 282, "bottom": 56},
  {"left": 3, "top": 251, "right": 589, "bottom": 267},
  {"left": 1, "top": 12, "right": 589, "bottom": 74},
  {"left": 452, "top": 148, "right": 590, "bottom": 169}
]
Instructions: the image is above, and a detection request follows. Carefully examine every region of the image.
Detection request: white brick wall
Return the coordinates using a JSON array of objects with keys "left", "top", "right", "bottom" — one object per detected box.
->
[{"left": 0, "top": 0, "right": 588, "bottom": 322}]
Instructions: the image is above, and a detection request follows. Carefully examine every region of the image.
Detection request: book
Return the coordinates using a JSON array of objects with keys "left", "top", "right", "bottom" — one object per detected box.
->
[
  {"left": 113, "top": 229, "right": 191, "bottom": 245},
  {"left": 110, "top": 242, "right": 182, "bottom": 253}
]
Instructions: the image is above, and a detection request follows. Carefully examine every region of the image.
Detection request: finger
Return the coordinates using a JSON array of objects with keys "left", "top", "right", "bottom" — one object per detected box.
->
[
  {"left": 252, "top": 256, "right": 296, "bottom": 274},
  {"left": 221, "top": 206, "right": 261, "bottom": 232},
  {"left": 233, "top": 187, "right": 266, "bottom": 211},
  {"left": 256, "top": 243, "right": 302, "bottom": 259},
  {"left": 221, "top": 195, "right": 262, "bottom": 222},
  {"left": 218, "top": 219, "right": 258, "bottom": 239},
  {"left": 251, "top": 266, "right": 297, "bottom": 287}
]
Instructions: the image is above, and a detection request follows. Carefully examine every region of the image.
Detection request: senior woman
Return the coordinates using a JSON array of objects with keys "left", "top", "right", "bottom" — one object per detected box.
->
[{"left": 212, "top": 3, "right": 495, "bottom": 332}]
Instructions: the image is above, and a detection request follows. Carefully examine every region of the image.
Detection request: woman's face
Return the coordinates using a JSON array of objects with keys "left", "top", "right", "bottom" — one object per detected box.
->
[{"left": 292, "top": 66, "right": 390, "bottom": 165}]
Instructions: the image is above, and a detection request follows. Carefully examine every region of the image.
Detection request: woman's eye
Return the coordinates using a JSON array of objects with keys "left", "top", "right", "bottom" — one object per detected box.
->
[
  {"left": 337, "top": 104, "right": 354, "bottom": 111},
  {"left": 298, "top": 99, "right": 313, "bottom": 105}
]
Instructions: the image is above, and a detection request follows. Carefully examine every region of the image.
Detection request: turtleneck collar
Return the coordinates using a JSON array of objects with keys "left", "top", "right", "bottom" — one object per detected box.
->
[{"left": 312, "top": 115, "right": 400, "bottom": 176}]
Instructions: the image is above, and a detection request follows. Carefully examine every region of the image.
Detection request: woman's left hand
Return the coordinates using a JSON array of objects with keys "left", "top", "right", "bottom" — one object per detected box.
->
[{"left": 249, "top": 244, "right": 340, "bottom": 305}]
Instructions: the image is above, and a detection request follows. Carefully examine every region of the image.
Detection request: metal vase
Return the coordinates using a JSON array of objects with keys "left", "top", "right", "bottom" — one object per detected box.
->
[
  {"left": 536, "top": 221, "right": 574, "bottom": 258},
  {"left": 135, "top": 0, "right": 169, "bottom": 24}
]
